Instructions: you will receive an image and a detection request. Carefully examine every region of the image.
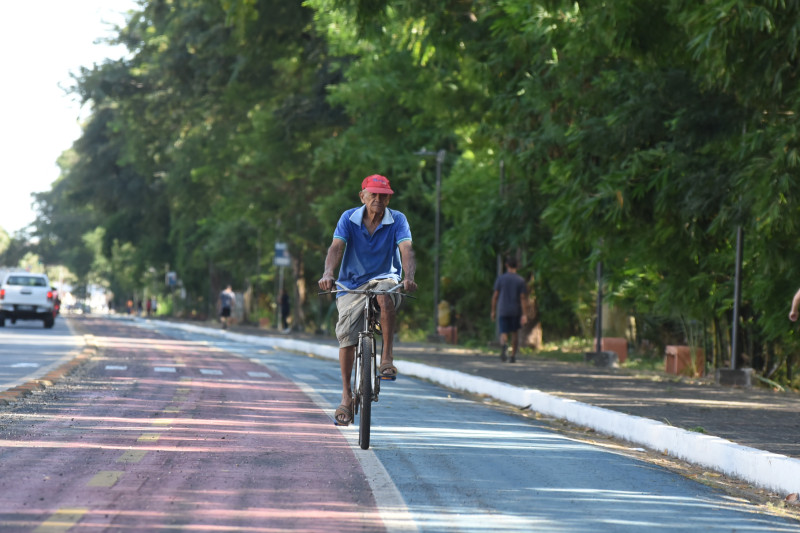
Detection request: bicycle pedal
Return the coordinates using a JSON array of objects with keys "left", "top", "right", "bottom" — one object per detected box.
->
[{"left": 379, "top": 375, "right": 397, "bottom": 381}]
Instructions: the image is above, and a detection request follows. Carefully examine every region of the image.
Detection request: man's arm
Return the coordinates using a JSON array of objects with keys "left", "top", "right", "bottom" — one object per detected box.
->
[
  {"left": 790, "top": 288, "right": 800, "bottom": 321},
  {"left": 491, "top": 290, "right": 499, "bottom": 321},
  {"left": 319, "top": 239, "right": 345, "bottom": 291},
  {"left": 398, "top": 240, "right": 417, "bottom": 293}
]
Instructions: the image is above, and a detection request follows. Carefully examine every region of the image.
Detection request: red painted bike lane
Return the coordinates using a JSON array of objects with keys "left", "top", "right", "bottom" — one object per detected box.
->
[{"left": 0, "top": 317, "right": 385, "bottom": 532}]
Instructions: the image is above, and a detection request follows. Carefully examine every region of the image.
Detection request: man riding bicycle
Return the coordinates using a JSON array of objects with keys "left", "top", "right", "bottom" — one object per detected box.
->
[{"left": 318, "top": 175, "right": 417, "bottom": 426}]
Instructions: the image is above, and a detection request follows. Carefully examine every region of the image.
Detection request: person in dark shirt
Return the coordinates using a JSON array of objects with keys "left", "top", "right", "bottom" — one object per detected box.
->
[
  {"left": 490, "top": 257, "right": 529, "bottom": 363},
  {"left": 279, "top": 289, "right": 290, "bottom": 332}
]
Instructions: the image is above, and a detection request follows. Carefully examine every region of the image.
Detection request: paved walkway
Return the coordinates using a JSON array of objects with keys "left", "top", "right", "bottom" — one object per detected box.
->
[{"left": 176, "top": 319, "right": 800, "bottom": 460}]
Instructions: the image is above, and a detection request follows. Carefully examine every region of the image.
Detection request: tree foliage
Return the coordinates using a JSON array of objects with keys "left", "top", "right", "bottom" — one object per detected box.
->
[{"left": 32, "top": 0, "right": 800, "bottom": 382}]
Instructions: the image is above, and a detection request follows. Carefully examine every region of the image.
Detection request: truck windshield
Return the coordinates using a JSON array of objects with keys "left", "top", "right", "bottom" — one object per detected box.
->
[{"left": 6, "top": 276, "right": 47, "bottom": 287}]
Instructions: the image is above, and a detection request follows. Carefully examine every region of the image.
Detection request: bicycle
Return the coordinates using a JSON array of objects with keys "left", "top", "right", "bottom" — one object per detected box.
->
[{"left": 320, "top": 281, "right": 413, "bottom": 450}]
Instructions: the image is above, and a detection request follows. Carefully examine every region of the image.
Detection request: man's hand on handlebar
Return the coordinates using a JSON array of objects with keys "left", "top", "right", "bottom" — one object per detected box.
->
[
  {"left": 402, "top": 279, "right": 417, "bottom": 293},
  {"left": 318, "top": 275, "right": 335, "bottom": 292}
]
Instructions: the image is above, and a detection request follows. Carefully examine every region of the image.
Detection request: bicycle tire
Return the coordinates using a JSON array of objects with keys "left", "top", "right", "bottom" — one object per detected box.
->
[{"left": 358, "top": 335, "right": 373, "bottom": 450}]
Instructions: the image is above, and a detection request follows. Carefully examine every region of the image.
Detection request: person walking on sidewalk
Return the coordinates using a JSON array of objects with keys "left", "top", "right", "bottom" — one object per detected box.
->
[
  {"left": 219, "top": 285, "right": 236, "bottom": 329},
  {"left": 491, "top": 256, "right": 529, "bottom": 363},
  {"left": 279, "top": 289, "right": 291, "bottom": 333},
  {"left": 318, "top": 174, "right": 417, "bottom": 426}
]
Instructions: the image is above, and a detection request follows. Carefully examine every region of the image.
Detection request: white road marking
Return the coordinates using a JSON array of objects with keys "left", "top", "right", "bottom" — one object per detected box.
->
[
  {"left": 11, "top": 363, "right": 39, "bottom": 368},
  {"left": 292, "top": 379, "right": 419, "bottom": 533},
  {"left": 154, "top": 367, "right": 177, "bottom": 373},
  {"left": 247, "top": 371, "right": 272, "bottom": 378},
  {"left": 105, "top": 365, "right": 128, "bottom": 371},
  {"left": 199, "top": 369, "right": 223, "bottom": 375}
]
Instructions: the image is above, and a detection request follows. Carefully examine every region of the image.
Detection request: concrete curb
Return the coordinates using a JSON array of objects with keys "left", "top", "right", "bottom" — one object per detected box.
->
[{"left": 141, "top": 318, "right": 800, "bottom": 496}]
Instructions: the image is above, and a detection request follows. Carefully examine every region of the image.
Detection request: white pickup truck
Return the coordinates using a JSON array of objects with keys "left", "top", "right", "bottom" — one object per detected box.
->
[{"left": 0, "top": 272, "right": 56, "bottom": 328}]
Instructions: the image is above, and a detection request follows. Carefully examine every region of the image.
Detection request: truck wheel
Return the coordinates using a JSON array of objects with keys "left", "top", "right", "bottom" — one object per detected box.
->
[
  {"left": 0, "top": 315, "right": 4, "bottom": 327},
  {"left": 44, "top": 316, "right": 55, "bottom": 329}
]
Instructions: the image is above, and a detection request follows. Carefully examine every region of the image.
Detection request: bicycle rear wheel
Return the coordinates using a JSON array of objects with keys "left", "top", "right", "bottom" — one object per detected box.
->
[{"left": 358, "top": 336, "right": 373, "bottom": 450}]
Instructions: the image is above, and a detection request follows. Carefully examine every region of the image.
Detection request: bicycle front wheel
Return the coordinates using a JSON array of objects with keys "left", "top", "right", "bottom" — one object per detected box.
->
[{"left": 358, "top": 336, "right": 373, "bottom": 450}]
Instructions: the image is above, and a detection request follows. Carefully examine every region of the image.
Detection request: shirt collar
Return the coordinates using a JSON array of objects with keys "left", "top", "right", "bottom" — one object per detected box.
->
[{"left": 349, "top": 206, "right": 394, "bottom": 226}]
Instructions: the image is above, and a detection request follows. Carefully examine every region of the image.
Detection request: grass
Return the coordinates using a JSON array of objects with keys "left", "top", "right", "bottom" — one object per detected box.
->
[
  {"left": 520, "top": 337, "right": 667, "bottom": 373},
  {"left": 620, "top": 353, "right": 667, "bottom": 373},
  {"left": 407, "top": 329, "right": 670, "bottom": 373}
]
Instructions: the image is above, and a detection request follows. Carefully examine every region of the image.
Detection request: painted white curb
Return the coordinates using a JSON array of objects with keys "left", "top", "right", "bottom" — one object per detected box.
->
[{"left": 142, "top": 318, "right": 800, "bottom": 496}]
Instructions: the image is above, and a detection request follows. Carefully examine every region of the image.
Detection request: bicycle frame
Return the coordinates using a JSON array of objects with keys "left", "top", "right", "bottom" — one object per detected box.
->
[
  {"left": 320, "top": 281, "right": 410, "bottom": 449},
  {"left": 346, "top": 281, "right": 403, "bottom": 404}
]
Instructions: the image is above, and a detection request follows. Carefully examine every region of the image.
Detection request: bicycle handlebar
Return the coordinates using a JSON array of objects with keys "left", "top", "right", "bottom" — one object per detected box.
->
[{"left": 318, "top": 282, "right": 416, "bottom": 298}]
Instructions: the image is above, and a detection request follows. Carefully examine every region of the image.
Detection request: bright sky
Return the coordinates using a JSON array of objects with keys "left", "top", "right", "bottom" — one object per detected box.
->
[{"left": 0, "top": 1, "right": 138, "bottom": 235}]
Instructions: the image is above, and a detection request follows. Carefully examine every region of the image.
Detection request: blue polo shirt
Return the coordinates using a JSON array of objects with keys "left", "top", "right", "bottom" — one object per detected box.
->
[{"left": 333, "top": 206, "right": 412, "bottom": 294}]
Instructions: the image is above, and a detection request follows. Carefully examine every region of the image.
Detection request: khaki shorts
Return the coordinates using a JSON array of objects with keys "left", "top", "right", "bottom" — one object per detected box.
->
[{"left": 335, "top": 279, "right": 402, "bottom": 348}]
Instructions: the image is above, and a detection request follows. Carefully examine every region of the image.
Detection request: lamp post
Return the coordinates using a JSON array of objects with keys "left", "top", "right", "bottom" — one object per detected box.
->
[
  {"left": 730, "top": 224, "right": 744, "bottom": 370},
  {"left": 415, "top": 148, "right": 446, "bottom": 338}
]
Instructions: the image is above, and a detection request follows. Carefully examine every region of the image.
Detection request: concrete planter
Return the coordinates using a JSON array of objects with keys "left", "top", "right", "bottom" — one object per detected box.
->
[
  {"left": 593, "top": 337, "right": 628, "bottom": 364},
  {"left": 665, "top": 345, "right": 704, "bottom": 377}
]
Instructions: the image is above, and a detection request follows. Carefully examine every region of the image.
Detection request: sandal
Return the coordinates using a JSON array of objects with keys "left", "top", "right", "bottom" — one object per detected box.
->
[
  {"left": 379, "top": 361, "right": 398, "bottom": 379},
  {"left": 334, "top": 401, "right": 353, "bottom": 426}
]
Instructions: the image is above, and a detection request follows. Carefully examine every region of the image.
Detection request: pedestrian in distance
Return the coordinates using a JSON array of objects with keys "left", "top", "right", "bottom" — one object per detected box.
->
[
  {"left": 146, "top": 298, "right": 152, "bottom": 317},
  {"left": 490, "top": 256, "right": 529, "bottom": 363},
  {"left": 318, "top": 174, "right": 417, "bottom": 426},
  {"left": 279, "top": 289, "right": 291, "bottom": 333},
  {"left": 219, "top": 285, "right": 236, "bottom": 329}
]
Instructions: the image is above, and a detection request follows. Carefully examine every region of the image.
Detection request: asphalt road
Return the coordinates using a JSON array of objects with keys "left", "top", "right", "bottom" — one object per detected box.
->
[
  {"left": 0, "top": 315, "right": 81, "bottom": 390},
  {"left": 0, "top": 315, "right": 798, "bottom": 532}
]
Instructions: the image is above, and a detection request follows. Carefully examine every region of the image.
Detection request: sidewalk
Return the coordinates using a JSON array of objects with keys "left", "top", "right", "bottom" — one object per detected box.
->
[{"left": 141, "top": 317, "right": 800, "bottom": 496}]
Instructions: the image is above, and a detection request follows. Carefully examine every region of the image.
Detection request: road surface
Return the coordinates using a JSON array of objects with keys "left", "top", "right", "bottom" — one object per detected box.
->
[
  {"left": 0, "top": 317, "right": 82, "bottom": 390},
  {"left": 0, "top": 316, "right": 796, "bottom": 532}
]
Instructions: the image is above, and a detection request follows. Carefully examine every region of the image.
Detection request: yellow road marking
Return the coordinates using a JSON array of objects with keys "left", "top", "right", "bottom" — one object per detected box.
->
[
  {"left": 151, "top": 418, "right": 173, "bottom": 426},
  {"left": 164, "top": 407, "right": 180, "bottom": 413},
  {"left": 138, "top": 433, "right": 161, "bottom": 442},
  {"left": 117, "top": 450, "right": 148, "bottom": 463},
  {"left": 34, "top": 508, "right": 88, "bottom": 533},
  {"left": 87, "top": 470, "right": 124, "bottom": 488}
]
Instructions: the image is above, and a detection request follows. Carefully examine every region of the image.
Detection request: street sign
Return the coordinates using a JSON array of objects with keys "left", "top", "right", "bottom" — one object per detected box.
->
[
  {"left": 165, "top": 271, "right": 177, "bottom": 287},
  {"left": 274, "top": 242, "right": 291, "bottom": 267}
]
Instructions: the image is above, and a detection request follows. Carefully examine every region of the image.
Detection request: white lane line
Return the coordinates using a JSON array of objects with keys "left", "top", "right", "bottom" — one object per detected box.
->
[
  {"left": 11, "top": 363, "right": 39, "bottom": 368},
  {"left": 247, "top": 371, "right": 272, "bottom": 378},
  {"left": 154, "top": 367, "right": 177, "bottom": 373},
  {"left": 105, "top": 365, "right": 128, "bottom": 371},
  {"left": 199, "top": 369, "right": 223, "bottom": 375},
  {"left": 292, "top": 380, "right": 419, "bottom": 533}
]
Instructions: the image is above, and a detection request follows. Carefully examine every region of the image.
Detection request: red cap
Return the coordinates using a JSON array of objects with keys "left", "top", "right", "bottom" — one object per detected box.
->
[{"left": 362, "top": 174, "right": 394, "bottom": 195}]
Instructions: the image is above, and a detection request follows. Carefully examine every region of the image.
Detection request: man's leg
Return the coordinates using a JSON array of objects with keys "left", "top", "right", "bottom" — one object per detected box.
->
[
  {"left": 510, "top": 330, "right": 519, "bottom": 362},
  {"left": 339, "top": 345, "right": 355, "bottom": 405},
  {"left": 377, "top": 294, "right": 397, "bottom": 370},
  {"left": 499, "top": 330, "right": 508, "bottom": 362}
]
